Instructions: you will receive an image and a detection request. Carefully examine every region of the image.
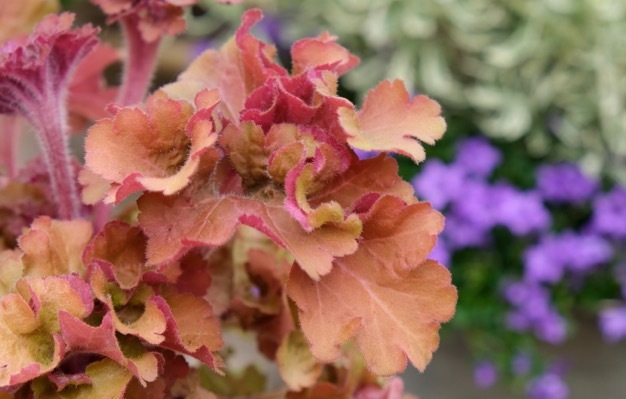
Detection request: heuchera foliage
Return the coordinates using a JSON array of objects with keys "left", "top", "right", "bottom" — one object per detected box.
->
[{"left": 0, "top": 4, "right": 456, "bottom": 398}]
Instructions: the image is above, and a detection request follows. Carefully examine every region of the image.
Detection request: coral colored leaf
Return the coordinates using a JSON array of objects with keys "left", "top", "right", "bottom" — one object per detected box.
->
[
  {"left": 153, "top": 293, "right": 223, "bottom": 370},
  {"left": 277, "top": 331, "right": 323, "bottom": 391},
  {"left": 291, "top": 32, "right": 360, "bottom": 76},
  {"left": 18, "top": 216, "right": 92, "bottom": 278},
  {"left": 339, "top": 80, "right": 446, "bottom": 163},
  {"left": 164, "top": 9, "right": 286, "bottom": 121},
  {"left": 288, "top": 257, "right": 456, "bottom": 375},
  {"left": 59, "top": 311, "right": 162, "bottom": 385},
  {"left": 310, "top": 155, "right": 416, "bottom": 208},
  {"left": 90, "top": 267, "right": 167, "bottom": 345},
  {"left": 287, "top": 196, "right": 456, "bottom": 375},
  {"left": 357, "top": 195, "right": 444, "bottom": 273},
  {"left": 0, "top": 275, "right": 93, "bottom": 387},
  {"left": 84, "top": 90, "right": 220, "bottom": 204},
  {"left": 219, "top": 122, "right": 269, "bottom": 187},
  {"left": 138, "top": 192, "right": 360, "bottom": 279},
  {"left": 83, "top": 222, "right": 150, "bottom": 290}
]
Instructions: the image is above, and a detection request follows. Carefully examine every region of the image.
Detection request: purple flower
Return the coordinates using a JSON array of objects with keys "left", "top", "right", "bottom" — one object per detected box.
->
[
  {"left": 523, "top": 232, "right": 612, "bottom": 283},
  {"left": 536, "top": 163, "right": 598, "bottom": 203},
  {"left": 599, "top": 306, "right": 626, "bottom": 342},
  {"left": 454, "top": 137, "right": 502, "bottom": 177},
  {"left": 535, "top": 311, "right": 567, "bottom": 344},
  {"left": 527, "top": 373, "right": 569, "bottom": 399},
  {"left": 412, "top": 159, "right": 466, "bottom": 209},
  {"left": 443, "top": 213, "right": 491, "bottom": 249},
  {"left": 450, "top": 180, "right": 497, "bottom": 230},
  {"left": 474, "top": 361, "right": 498, "bottom": 388},
  {"left": 589, "top": 187, "right": 626, "bottom": 238},
  {"left": 503, "top": 281, "right": 567, "bottom": 344},
  {"left": 491, "top": 183, "right": 551, "bottom": 235},
  {"left": 524, "top": 238, "right": 567, "bottom": 283},
  {"left": 353, "top": 149, "right": 380, "bottom": 160}
]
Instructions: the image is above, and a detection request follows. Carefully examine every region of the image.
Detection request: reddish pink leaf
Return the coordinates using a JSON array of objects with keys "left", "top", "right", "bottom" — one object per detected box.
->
[
  {"left": 339, "top": 80, "right": 446, "bottom": 163},
  {"left": 164, "top": 9, "right": 286, "bottom": 121},
  {"left": 59, "top": 311, "right": 162, "bottom": 385}
]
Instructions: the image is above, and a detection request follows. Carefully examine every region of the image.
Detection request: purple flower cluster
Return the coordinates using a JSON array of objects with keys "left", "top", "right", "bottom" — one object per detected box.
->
[
  {"left": 412, "top": 138, "right": 551, "bottom": 260},
  {"left": 414, "top": 136, "right": 626, "bottom": 398},
  {"left": 503, "top": 281, "right": 567, "bottom": 344},
  {"left": 536, "top": 163, "right": 598, "bottom": 204},
  {"left": 524, "top": 232, "right": 612, "bottom": 283}
]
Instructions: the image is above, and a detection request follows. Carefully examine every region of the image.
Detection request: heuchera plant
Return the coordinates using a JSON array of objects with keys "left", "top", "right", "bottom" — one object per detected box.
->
[{"left": 0, "top": 2, "right": 456, "bottom": 398}]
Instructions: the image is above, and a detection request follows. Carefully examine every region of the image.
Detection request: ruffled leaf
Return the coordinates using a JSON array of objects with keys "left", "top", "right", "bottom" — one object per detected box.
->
[
  {"left": 19, "top": 216, "right": 92, "bottom": 278},
  {"left": 164, "top": 9, "right": 286, "bottom": 121},
  {"left": 59, "top": 311, "right": 162, "bottom": 385},
  {"left": 0, "top": 275, "right": 93, "bottom": 387},
  {"left": 339, "top": 80, "right": 446, "bottom": 163},
  {"left": 84, "top": 89, "right": 221, "bottom": 204},
  {"left": 287, "top": 196, "right": 456, "bottom": 375},
  {"left": 291, "top": 32, "right": 360, "bottom": 76},
  {"left": 138, "top": 193, "right": 360, "bottom": 280}
]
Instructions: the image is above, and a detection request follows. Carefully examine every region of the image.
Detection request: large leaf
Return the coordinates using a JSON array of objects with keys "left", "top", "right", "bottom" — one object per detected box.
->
[{"left": 287, "top": 196, "right": 456, "bottom": 375}]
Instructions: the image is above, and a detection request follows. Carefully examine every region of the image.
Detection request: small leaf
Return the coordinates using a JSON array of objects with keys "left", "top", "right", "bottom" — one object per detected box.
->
[
  {"left": 277, "top": 331, "right": 323, "bottom": 391},
  {"left": 339, "top": 80, "right": 445, "bottom": 163}
]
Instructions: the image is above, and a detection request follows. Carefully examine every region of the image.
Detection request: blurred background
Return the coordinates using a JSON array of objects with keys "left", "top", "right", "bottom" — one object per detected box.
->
[{"left": 12, "top": 0, "right": 626, "bottom": 398}]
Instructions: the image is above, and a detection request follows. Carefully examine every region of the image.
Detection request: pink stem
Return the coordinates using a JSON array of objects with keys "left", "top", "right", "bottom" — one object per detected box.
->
[
  {"left": 118, "top": 18, "right": 161, "bottom": 106},
  {"left": 32, "top": 92, "right": 81, "bottom": 220},
  {"left": 0, "top": 114, "right": 20, "bottom": 178}
]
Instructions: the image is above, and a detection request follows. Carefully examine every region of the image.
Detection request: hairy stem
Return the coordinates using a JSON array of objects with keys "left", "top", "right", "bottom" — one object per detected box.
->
[
  {"left": 118, "top": 18, "right": 161, "bottom": 106},
  {"left": 0, "top": 114, "right": 20, "bottom": 178},
  {"left": 31, "top": 89, "right": 81, "bottom": 219}
]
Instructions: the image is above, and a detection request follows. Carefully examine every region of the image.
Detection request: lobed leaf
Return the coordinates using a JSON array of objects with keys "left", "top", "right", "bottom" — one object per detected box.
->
[
  {"left": 138, "top": 192, "right": 360, "bottom": 280},
  {"left": 339, "top": 80, "right": 446, "bottom": 163},
  {"left": 287, "top": 196, "right": 456, "bottom": 375},
  {"left": 291, "top": 32, "right": 360, "bottom": 76}
]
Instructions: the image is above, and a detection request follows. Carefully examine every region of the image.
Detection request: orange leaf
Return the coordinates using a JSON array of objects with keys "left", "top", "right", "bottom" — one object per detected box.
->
[
  {"left": 339, "top": 80, "right": 445, "bottom": 163},
  {"left": 287, "top": 197, "right": 456, "bottom": 375}
]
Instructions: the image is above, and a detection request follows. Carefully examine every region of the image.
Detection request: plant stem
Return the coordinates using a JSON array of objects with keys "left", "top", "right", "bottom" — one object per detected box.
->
[
  {"left": 118, "top": 18, "right": 161, "bottom": 106},
  {"left": 0, "top": 115, "right": 20, "bottom": 178},
  {"left": 33, "top": 91, "right": 81, "bottom": 220}
]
